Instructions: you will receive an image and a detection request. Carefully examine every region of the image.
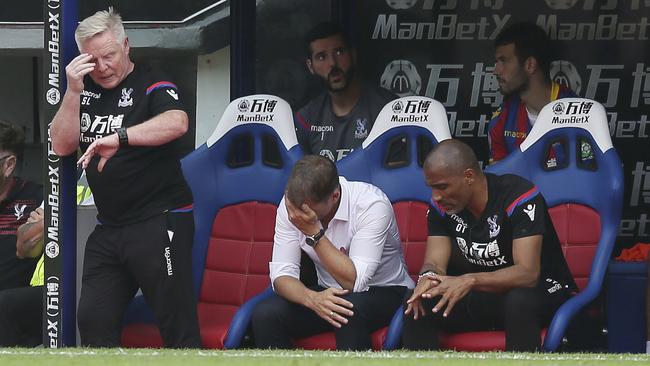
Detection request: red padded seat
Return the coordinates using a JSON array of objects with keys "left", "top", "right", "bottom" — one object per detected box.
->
[{"left": 122, "top": 201, "right": 277, "bottom": 348}]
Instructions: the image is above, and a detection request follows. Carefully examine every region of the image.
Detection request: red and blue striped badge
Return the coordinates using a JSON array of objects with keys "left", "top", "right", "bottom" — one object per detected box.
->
[
  {"left": 146, "top": 81, "right": 177, "bottom": 95},
  {"left": 506, "top": 186, "right": 539, "bottom": 216}
]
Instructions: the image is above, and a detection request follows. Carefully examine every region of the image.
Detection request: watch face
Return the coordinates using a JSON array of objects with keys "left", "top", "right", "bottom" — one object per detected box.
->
[{"left": 305, "top": 228, "right": 324, "bottom": 247}]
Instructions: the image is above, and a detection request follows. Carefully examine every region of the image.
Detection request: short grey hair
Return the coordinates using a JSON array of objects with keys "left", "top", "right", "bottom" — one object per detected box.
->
[{"left": 75, "top": 7, "right": 126, "bottom": 50}]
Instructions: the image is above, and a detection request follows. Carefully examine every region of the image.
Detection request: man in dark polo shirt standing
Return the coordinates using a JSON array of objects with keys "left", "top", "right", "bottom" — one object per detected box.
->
[{"left": 51, "top": 8, "right": 200, "bottom": 348}]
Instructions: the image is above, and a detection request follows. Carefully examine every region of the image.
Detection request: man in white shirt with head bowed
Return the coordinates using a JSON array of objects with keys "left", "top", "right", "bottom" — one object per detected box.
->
[{"left": 252, "top": 155, "right": 413, "bottom": 350}]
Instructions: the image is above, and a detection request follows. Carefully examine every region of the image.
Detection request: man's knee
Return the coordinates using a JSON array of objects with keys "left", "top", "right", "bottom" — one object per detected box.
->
[
  {"left": 252, "top": 295, "right": 289, "bottom": 327},
  {"left": 251, "top": 299, "right": 269, "bottom": 327},
  {"left": 402, "top": 309, "right": 442, "bottom": 350},
  {"left": 402, "top": 305, "right": 443, "bottom": 332},
  {"left": 401, "top": 303, "right": 420, "bottom": 330},
  {"left": 504, "top": 287, "right": 541, "bottom": 314},
  {"left": 338, "top": 293, "right": 372, "bottom": 326},
  {"left": 337, "top": 307, "right": 374, "bottom": 338},
  {"left": 251, "top": 294, "right": 298, "bottom": 349}
]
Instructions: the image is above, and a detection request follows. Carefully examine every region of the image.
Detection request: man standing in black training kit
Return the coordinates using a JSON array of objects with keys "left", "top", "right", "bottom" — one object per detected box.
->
[
  {"left": 51, "top": 8, "right": 200, "bottom": 347},
  {"left": 402, "top": 140, "right": 576, "bottom": 351},
  {"left": 295, "top": 22, "right": 396, "bottom": 162}
]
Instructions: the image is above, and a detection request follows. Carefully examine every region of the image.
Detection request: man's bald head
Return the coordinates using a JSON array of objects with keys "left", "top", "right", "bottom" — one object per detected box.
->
[{"left": 424, "top": 139, "right": 482, "bottom": 177}]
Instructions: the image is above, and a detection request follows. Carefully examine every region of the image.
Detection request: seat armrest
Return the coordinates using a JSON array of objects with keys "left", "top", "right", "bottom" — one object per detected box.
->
[
  {"left": 382, "top": 306, "right": 405, "bottom": 350},
  {"left": 223, "top": 286, "right": 274, "bottom": 349}
]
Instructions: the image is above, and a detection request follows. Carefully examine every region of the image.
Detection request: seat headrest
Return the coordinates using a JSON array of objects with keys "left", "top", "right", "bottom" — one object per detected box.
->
[
  {"left": 338, "top": 96, "right": 450, "bottom": 204},
  {"left": 362, "top": 96, "right": 451, "bottom": 148},
  {"left": 487, "top": 96, "right": 622, "bottom": 213},
  {"left": 206, "top": 94, "right": 298, "bottom": 150},
  {"left": 521, "top": 98, "right": 613, "bottom": 154}
]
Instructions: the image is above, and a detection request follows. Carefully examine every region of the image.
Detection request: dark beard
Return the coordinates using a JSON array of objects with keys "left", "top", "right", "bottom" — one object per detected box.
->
[
  {"left": 500, "top": 77, "right": 530, "bottom": 99},
  {"left": 322, "top": 66, "right": 356, "bottom": 93}
]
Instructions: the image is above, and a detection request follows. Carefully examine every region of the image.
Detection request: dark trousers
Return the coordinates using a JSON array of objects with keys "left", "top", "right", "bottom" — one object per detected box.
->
[
  {"left": 77, "top": 212, "right": 201, "bottom": 348},
  {"left": 252, "top": 285, "right": 407, "bottom": 350},
  {"left": 402, "top": 287, "right": 568, "bottom": 352},
  {"left": 0, "top": 285, "right": 42, "bottom": 346}
]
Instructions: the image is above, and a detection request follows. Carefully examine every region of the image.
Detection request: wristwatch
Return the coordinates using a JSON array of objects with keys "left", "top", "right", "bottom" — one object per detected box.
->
[
  {"left": 305, "top": 228, "right": 325, "bottom": 247},
  {"left": 418, "top": 270, "right": 438, "bottom": 282},
  {"left": 116, "top": 127, "right": 129, "bottom": 147}
]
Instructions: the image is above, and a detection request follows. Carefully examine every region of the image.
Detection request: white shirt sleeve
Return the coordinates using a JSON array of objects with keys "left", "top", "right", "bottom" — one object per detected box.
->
[
  {"left": 269, "top": 197, "right": 302, "bottom": 291},
  {"left": 348, "top": 199, "right": 393, "bottom": 292}
]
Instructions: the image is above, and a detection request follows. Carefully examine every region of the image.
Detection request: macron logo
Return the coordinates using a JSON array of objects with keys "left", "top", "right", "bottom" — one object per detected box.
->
[
  {"left": 166, "top": 89, "right": 179, "bottom": 100},
  {"left": 523, "top": 204, "right": 536, "bottom": 221},
  {"left": 164, "top": 246, "right": 173, "bottom": 276}
]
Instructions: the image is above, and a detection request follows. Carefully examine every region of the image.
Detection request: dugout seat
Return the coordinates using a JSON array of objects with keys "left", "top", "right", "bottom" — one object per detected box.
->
[
  {"left": 438, "top": 98, "right": 623, "bottom": 351},
  {"left": 121, "top": 94, "right": 302, "bottom": 348},
  {"left": 289, "top": 96, "right": 452, "bottom": 350}
]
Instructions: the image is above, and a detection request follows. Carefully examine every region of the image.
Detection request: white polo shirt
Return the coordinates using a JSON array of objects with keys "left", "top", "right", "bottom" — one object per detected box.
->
[{"left": 270, "top": 177, "right": 414, "bottom": 292}]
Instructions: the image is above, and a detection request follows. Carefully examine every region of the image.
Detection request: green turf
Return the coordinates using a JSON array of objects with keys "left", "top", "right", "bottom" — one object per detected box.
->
[
  {"left": 0, "top": 348, "right": 648, "bottom": 366},
  {"left": 0, "top": 348, "right": 650, "bottom": 366}
]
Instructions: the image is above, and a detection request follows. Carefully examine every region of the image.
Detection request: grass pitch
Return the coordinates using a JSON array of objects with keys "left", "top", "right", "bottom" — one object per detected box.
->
[{"left": 0, "top": 348, "right": 648, "bottom": 366}]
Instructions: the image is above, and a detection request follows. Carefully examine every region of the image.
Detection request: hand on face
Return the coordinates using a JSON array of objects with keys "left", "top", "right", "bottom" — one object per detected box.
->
[
  {"left": 65, "top": 53, "right": 95, "bottom": 94},
  {"left": 79, "top": 31, "right": 133, "bottom": 90},
  {"left": 285, "top": 197, "right": 321, "bottom": 236}
]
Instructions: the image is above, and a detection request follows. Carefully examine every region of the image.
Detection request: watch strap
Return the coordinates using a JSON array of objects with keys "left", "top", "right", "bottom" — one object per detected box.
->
[
  {"left": 417, "top": 270, "right": 438, "bottom": 282},
  {"left": 116, "top": 127, "right": 129, "bottom": 147},
  {"left": 306, "top": 228, "right": 325, "bottom": 246}
]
